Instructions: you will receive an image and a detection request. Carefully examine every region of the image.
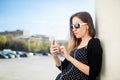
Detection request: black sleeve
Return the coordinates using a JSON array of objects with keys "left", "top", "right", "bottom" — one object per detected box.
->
[
  {"left": 57, "top": 58, "right": 70, "bottom": 71},
  {"left": 87, "top": 38, "right": 103, "bottom": 80}
]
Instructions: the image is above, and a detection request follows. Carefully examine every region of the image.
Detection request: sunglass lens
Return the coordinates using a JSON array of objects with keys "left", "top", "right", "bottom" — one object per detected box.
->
[
  {"left": 74, "top": 24, "right": 80, "bottom": 29},
  {"left": 71, "top": 23, "right": 80, "bottom": 29}
]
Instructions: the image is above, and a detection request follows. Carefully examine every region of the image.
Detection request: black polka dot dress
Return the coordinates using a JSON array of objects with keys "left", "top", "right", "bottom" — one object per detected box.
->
[{"left": 56, "top": 47, "right": 89, "bottom": 80}]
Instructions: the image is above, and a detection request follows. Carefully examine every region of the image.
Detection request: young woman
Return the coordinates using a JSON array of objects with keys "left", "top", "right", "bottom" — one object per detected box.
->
[{"left": 50, "top": 12, "right": 103, "bottom": 80}]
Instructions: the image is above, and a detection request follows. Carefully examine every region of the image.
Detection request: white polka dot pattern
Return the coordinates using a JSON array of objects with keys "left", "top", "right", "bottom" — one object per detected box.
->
[{"left": 58, "top": 47, "right": 89, "bottom": 80}]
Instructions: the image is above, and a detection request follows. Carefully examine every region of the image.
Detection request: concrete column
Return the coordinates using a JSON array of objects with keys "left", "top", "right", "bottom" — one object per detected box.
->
[{"left": 95, "top": 0, "right": 120, "bottom": 80}]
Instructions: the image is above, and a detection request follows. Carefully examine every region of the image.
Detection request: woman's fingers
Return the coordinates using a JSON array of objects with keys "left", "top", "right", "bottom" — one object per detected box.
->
[
  {"left": 60, "top": 46, "right": 65, "bottom": 51},
  {"left": 51, "top": 39, "right": 55, "bottom": 45},
  {"left": 60, "top": 46, "right": 68, "bottom": 54},
  {"left": 50, "top": 45, "right": 59, "bottom": 54}
]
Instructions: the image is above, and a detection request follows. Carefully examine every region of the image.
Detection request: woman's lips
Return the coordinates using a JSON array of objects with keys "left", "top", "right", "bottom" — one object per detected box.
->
[{"left": 74, "top": 32, "right": 77, "bottom": 35}]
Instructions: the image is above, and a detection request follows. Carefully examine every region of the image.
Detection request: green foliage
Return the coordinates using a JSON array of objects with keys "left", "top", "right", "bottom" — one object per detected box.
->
[
  {"left": 13, "top": 39, "right": 27, "bottom": 51},
  {"left": 0, "top": 35, "right": 7, "bottom": 50},
  {"left": 39, "top": 40, "right": 50, "bottom": 52},
  {"left": 0, "top": 35, "right": 67, "bottom": 53},
  {"left": 5, "top": 35, "right": 14, "bottom": 49},
  {"left": 29, "top": 42, "right": 36, "bottom": 52},
  {"left": 0, "top": 35, "right": 7, "bottom": 44}
]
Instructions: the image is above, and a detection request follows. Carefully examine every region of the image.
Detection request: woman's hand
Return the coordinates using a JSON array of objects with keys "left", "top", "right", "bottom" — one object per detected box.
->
[
  {"left": 50, "top": 40, "right": 61, "bottom": 67},
  {"left": 50, "top": 40, "right": 60, "bottom": 57},
  {"left": 59, "top": 46, "right": 71, "bottom": 60}
]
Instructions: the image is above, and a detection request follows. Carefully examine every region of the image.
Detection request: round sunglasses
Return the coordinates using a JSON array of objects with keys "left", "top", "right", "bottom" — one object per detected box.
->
[{"left": 71, "top": 23, "right": 87, "bottom": 29}]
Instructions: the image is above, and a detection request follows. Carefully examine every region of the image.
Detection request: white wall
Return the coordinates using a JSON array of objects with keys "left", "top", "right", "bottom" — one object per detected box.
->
[{"left": 95, "top": 0, "right": 120, "bottom": 80}]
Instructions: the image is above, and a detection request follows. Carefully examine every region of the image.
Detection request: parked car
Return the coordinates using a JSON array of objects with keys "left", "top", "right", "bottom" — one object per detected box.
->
[
  {"left": 0, "top": 54, "right": 8, "bottom": 59},
  {"left": 42, "top": 52, "right": 51, "bottom": 56},
  {"left": 19, "top": 52, "right": 28, "bottom": 58},
  {"left": 5, "top": 53, "right": 15, "bottom": 58},
  {"left": 12, "top": 51, "right": 20, "bottom": 58},
  {"left": 2, "top": 49, "right": 15, "bottom": 58},
  {"left": 32, "top": 52, "right": 37, "bottom": 56},
  {"left": 27, "top": 52, "right": 34, "bottom": 57}
]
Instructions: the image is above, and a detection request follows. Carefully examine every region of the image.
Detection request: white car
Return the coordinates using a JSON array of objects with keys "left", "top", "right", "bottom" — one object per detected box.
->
[
  {"left": 27, "top": 52, "right": 34, "bottom": 57},
  {"left": 2, "top": 49, "right": 15, "bottom": 58}
]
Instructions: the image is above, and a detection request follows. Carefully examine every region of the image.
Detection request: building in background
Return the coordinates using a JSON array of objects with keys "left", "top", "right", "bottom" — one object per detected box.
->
[
  {"left": 0, "top": 30, "right": 30, "bottom": 37},
  {"left": 0, "top": 29, "right": 67, "bottom": 52}
]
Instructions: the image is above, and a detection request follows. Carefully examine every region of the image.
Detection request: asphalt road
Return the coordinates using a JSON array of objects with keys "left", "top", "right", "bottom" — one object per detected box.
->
[{"left": 0, "top": 55, "right": 60, "bottom": 80}]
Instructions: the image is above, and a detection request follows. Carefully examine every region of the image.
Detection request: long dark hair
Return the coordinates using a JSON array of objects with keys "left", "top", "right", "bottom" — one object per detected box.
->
[{"left": 68, "top": 12, "right": 96, "bottom": 53}]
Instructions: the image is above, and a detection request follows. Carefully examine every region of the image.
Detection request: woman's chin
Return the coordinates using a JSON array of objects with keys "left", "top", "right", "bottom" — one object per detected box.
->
[
  {"left": 76, "top": 36, "right": 80, "bottom": 38},
  {"left": 75, "top": 36, "right": 81, "bottom": 39}
]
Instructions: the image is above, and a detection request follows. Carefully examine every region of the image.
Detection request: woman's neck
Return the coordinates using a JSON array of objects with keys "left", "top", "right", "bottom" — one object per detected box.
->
[{"left": 78, "top": 35, "right": 92, "bottom": 49}]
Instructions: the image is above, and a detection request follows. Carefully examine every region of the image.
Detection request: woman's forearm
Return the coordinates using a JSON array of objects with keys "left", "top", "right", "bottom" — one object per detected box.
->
[
  {"left": 53, "top": 55, "right": 61, "bottom": 67},
  {"left": 67, "top": 55, "right": 90, "bottom": 76}
]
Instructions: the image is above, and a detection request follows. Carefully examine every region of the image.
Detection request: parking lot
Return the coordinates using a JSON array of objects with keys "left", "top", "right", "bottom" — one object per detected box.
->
[{"left": 0, "top": 56, "right": 60, "bottom": 80}]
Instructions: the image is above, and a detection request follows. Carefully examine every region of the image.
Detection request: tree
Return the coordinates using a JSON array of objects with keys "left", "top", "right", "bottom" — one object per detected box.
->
[
  {"left": 5, "top": 35, "right": 14, "bottom": 49},
  {"left": 0, "top": 35, "right": 7, "bottom": 50},
  {"left": 39, "top": 40, "right": 50, "bottom": 53},
  {"left": 12, "top": 39, "right": 27, "bottom": 51},
  {"left": 0, "top": 35, "right": 7, "bottom": 44}
]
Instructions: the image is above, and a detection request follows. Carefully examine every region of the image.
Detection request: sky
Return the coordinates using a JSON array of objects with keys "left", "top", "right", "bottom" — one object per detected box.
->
[{"left": 0, "top": 0, "right": 95, "bottom": 40}]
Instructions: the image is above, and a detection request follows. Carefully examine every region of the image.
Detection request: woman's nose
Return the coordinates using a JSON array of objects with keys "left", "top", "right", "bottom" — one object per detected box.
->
[{"left": 72, "top": 28, "right": 76, "bottom": 32}]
